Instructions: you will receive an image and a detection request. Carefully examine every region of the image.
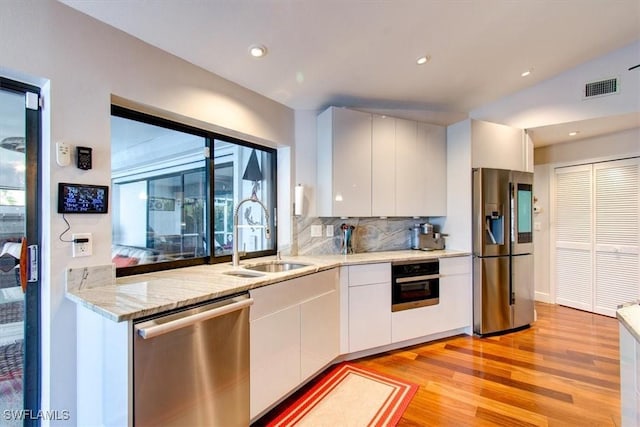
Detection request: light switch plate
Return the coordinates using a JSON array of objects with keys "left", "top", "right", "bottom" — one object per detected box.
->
[
  {"left": 326, "top": 225, "right": 334, "bottom": 237},
  {"left": 310, "top": 225, "right": 323, "bottom": 237},
  {"left": 72, "top": 233, "right": 92, "bottom": 257}
]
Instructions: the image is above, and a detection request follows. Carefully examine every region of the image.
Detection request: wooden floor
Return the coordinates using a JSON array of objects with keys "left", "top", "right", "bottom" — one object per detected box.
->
[{"left": 256, "top": 302, "right": 620, "bottom": 426}]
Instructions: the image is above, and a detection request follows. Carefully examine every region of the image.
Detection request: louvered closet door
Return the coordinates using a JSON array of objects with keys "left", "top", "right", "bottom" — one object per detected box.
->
[
  {"left": 593, "top": 158, "right": 640, "bottom": 316},
  {"left": 555, "top": 165, "right": 593, "bottom": 311}
]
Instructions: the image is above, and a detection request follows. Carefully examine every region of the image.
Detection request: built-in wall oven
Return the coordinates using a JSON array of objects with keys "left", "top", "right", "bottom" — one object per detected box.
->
[{"left": 391, "top": 259, "right": 439, "bottom": 312}]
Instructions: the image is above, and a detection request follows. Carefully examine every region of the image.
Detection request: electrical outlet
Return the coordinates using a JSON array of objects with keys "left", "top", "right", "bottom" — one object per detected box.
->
[
  {"left": 72, "top": 233, "right": 92, "bottom": 257},
  {"left": 310, "top": 225, "right": 323, "bottom": 237},
  {"left": 326, "top": 225, "right": 334, "bottom": 237}
]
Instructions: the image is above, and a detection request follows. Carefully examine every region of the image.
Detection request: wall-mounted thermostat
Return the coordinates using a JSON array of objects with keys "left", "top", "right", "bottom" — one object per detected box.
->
[{"left": 76, "top": 146, "right": 92, "bottom": 170}]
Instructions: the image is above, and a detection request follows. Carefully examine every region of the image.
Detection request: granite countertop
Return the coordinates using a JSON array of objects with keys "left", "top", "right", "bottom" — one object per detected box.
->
[
  {"left": 66, "top": 249, "right": 469, "bottom": 322},
  {"left": 617, "top": 301, "right": 640, "bottom": 343}
]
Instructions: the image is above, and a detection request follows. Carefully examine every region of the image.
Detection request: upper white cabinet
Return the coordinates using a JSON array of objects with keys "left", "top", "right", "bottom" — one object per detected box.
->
[
  {"left": 410, "top": 121, "right": 447, "bottom": 216},
  {"left": 319, "top": 106, "right": 447, "bottom": 217},
  {"left": 371, "top": 115, "right": 397, "bottom": 216},
  {"left": 471, "top": 119, "right": 531, "bottom": 172},
  {"left": 317, "top": 107, "right": 372, "bottom": 217}
]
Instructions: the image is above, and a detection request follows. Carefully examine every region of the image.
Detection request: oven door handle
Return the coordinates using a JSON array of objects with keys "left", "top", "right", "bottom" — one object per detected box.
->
[{"left": 395, "top": 274, "right": 439, "bottom": 284}]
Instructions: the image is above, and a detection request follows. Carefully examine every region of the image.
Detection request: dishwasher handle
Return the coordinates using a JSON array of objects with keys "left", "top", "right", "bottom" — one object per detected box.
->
[{"left": 136, "top": 296, "right": 254, "bottom": 340}]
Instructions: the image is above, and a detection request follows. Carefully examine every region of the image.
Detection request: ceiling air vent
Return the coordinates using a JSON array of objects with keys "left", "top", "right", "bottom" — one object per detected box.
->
[{"left": 584, "top": 77, "right": 619, "bottom": 99}]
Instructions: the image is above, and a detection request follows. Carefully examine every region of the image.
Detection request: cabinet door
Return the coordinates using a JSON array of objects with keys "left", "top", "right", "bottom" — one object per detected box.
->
[
  {"left": 372, "top": 115, "right": 396, "bottom": 216},
  {"left": 301, "top": 290, "right": 339, "bottom": 381},
  {"left": 439, "top": 273, "right": 472, "bottom": 331},
  {"left": 349, "top": 283, "right": 391, "bottom": 353},
  {"left": 471, "top": 119, "right": 525, "bottom": 171},
  {"left": 419, "top": 122, "right": 447, "bottom": 216},
  {"left": 331, "top": 108, "right": 372, "bottom": 217},
  {"left": 593, "top": 158, "right": 639, "bottom": 316},
  {"left": 250, "top": 305, "right": 300, "bottom": 419},
  {"left": 395, "top": 118, "right": 419, "bottom": 216}
]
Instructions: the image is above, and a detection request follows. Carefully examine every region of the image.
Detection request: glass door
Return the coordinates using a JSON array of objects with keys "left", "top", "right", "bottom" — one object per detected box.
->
[{"left": 0, "top": 78, "right": 40, "bottom": 426}]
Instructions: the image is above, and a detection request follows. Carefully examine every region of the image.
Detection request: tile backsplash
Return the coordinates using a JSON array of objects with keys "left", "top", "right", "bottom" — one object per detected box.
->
[{"left": 292, "top": 216, "right": 444, "bottom": 255}]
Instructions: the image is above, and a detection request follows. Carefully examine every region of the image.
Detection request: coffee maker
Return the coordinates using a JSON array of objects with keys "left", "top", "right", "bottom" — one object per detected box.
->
[{"left": 412, "top": 223, "right": 446, "bottom": 250}]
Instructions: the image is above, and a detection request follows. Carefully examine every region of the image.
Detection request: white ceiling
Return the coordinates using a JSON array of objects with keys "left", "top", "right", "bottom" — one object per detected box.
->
[{"left": 60, "top": 0, "right": 640, "bottom": 145}]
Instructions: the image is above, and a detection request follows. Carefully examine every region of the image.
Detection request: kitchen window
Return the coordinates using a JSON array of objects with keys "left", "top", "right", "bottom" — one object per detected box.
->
[{"left": 111, "top": 106, "right": 276, "bottom": 275}]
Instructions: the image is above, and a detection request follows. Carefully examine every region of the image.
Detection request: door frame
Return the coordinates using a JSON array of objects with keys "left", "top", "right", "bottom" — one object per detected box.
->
[{"left": 0, "top": 76, "right": 41, "bottom": 423}]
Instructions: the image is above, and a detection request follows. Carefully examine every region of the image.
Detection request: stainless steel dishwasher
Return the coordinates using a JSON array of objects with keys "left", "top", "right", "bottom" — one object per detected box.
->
[{"left": 133, "top": 293, "right": 253, "bottom": 426}]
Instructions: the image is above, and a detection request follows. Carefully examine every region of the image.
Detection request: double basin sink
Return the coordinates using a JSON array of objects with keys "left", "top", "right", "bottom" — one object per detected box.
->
[{"left": 224, "top": 261, "right": 311, "bottom": 278}]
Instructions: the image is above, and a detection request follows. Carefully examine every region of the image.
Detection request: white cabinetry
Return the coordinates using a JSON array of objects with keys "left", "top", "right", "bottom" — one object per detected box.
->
[
  {"left": 391, "top": 256, "right": 471, "bottom": 342},
  {"left": 416, "top": 122, "right": 447, "bottom": 216},
  {"left": 620, "top": 322, "right": 640, "bottom": 425},
  {"left": 439, "top": 256, "right": 472, "bottom": 330},
  {"left": 371, "top": 115, "right": 447, "bottom": 217},
  {"left": 471, "top": 119, "right": 531, "bottom": 172},
  {"left": 249, "top": 269, "right": 339, "bottom": 419},
  {"left": 301, "top": 290, "right": 340, "bottom": 380},
  {"left": 372, "top": 115, "right": 396, "bottom": 216},
  {"left": 319, "top": 107, "right": 447, "bottom": 217},
  {"left": 317, "top": 107, "right": 372, "bottom": 217},
  {"left": 345, "top": 263, "right": 392, "bottom": 352}
]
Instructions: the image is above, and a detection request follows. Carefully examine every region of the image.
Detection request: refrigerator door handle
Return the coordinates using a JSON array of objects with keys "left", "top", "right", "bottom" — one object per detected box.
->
[{"left": 509, "top": 258, "right": 515, "bottom": 305}]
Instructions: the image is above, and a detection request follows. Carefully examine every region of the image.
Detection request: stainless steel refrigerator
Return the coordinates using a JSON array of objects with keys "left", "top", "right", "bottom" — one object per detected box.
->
[{"left": 472, "top": 168, "right": 534, "bottom": 336}]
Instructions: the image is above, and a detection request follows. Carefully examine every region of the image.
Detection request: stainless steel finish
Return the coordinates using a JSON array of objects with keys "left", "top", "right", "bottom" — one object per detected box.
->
[
  {"left": 392, "top": 258, "right": 439, "bottom": 267},
  {"left": 391, "top": 297, "right": 439, "bottom": 312},
  {"left": 421, "top": 223, "right": 434, "bottom": 234},
  {"left": 133, "top": 294, "right": 252, "bottom": 426},
  {"left": 232, "top": 195, "right": 270, "bottom": 267},
  {"left": 136, "top": 296, "right": 254, "bottom": 339},
  {"left": 223, "top": 270, "right": 265, "bottom": 278},
  {"left": 472, "top": 168, "right": 510, "bottom": 257},
  {"left": 391, "top": 259, "right": 440, "bottom": 312},
  {"left": 418, "top": 233, "right": 446, "bottom": 250},
  {"left": 245, "top": 261, "right": 311, "bottom": 273},
  {"left": 512, "top": 254, "right": 535, "bottom": 327},
  {"left": 472, "top": 168, "right": 534, "bottom": 336},
  {"left": 395, "top": 274, "right": 439, "bottom": 283},
  {"left": 473, "top": 256, "right": 511, "bottom": 334},
  {"left": 411, "top": 225, "right": 421, "bottom": 249}
]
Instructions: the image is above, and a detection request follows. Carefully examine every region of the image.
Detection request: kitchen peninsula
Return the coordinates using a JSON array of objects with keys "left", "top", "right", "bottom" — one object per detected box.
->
[
  {"left": 67, "top": 249, "right": 471, "bottom": 425},
  {"left": 617, "top": 302, "right": 640, "bottom": 424}
]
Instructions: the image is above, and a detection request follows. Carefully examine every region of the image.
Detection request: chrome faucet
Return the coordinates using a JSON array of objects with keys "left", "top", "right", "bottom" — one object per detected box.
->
[{"left": 232, "top": 194, "right": 270, "bottom": 267}]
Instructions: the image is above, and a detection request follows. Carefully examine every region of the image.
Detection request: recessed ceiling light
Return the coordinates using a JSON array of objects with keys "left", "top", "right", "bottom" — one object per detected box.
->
[
  {"left": 569, "top": 131, "right": 579, "bottom": 136},
  {"left": 416, "top": 55, "right": 431, "bottom": 65},
  {"left": 521, "top": 70, "right": 532, "bottom": 77},
  {"left": 249, "top": 44, "right": 267, "bottom": 58}
]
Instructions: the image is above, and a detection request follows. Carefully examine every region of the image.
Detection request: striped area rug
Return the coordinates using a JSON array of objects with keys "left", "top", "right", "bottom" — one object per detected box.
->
[{"left": 267, "top": 363, "right": 418, "bottom": 427}]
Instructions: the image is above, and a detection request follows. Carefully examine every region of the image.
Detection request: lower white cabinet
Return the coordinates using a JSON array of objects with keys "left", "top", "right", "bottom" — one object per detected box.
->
[
  {"left": 439, "top": 256, "right": 472, "bottom": 330},
  {"left": 346, "top": 263, "right": 392, "bottom": 353},
  {"left": 250, "top": 304, "right": 300, "bottom": 419},
  {"left": 349, "top": 282, "right": 391, "bottom": 352},
  {"left": 619, "top": 321, "right": 640, "bottom": 425},
  {"left": 301, "top": 290, "right": 340, "bottom": 380},
  {"left": 391, "top": 256, "right": 471, "bottom": 342},
  {"left": 249, "top": 269, "right": 339, "bottom": 420}
]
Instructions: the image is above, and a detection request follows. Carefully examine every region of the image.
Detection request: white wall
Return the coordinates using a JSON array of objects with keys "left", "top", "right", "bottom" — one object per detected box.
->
[
  {"left": 535, "top": 127, "right": 640, "bottom": 165},
  {"left": 1, "top": 0, "right": 294, "bottom": 424},
  {"left": 532, "top": 163, "right": 551, "bottom": 302},
  {"left": 443, "top": 119, "right": 472, "bottom": 252},
  {"left": 471, "top": 41, "right": 640, "bottom": 129}
]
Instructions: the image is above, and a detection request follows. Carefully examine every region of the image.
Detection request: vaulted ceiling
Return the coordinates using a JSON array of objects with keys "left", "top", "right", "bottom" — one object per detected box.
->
[{"left": 60, "top": 0, "right": 640, "bottom": 145}]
